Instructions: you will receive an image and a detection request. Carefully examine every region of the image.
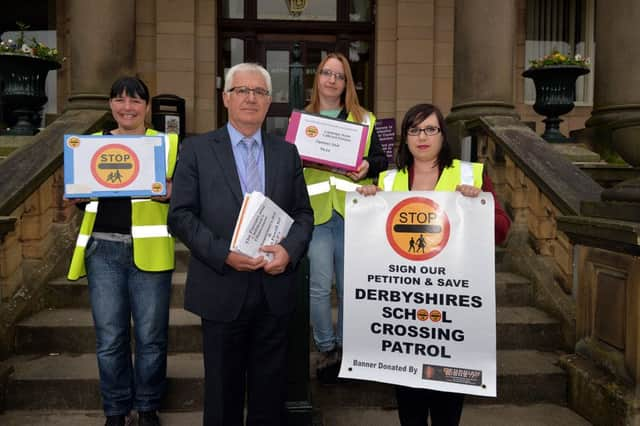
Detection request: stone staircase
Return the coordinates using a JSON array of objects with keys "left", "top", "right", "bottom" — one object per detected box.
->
[{"left": 0, "top": 245, "right": 591, "bottom": 425}]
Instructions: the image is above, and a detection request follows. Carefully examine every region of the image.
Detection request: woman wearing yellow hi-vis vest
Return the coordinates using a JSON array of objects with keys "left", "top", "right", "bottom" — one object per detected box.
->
[
  {"left": 358, "top": 103, "right": 511, "bottom": 426},
  {"left": 66, "top": 77, "right": 178, "bottom": 426},
  {"left": 304, "top": 53, "right": 388, "bottom": 383}
]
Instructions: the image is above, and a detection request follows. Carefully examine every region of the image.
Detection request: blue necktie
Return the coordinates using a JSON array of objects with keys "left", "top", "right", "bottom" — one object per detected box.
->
[{"left": 242, "top": 137, "right": 261, "bottom": 193}]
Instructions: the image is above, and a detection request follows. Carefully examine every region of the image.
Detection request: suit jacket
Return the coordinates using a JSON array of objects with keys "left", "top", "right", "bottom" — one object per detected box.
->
[{"left": 168, "top": 126, "right": 314, "bottom": 321}]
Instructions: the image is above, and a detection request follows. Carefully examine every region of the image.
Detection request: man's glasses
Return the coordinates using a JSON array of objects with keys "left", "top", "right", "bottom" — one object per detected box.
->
[
  {"left": 318, "top": 69, "right": 346, "bottom": 81},
  {"left": 228, "top": 86, "right": 270, "bottom": 98},
  {"left": 407, "top": 126, "right": 441, "bottom": 136}
]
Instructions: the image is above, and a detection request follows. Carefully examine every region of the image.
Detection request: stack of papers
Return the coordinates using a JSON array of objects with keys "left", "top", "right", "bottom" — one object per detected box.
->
[{"left": 230, "top": 192, "right": 294, "bottom": 261}]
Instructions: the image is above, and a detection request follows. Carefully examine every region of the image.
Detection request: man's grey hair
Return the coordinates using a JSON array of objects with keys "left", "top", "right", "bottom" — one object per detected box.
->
[{"left": 224, "top": 63, "right": 272, "bottom": 94}]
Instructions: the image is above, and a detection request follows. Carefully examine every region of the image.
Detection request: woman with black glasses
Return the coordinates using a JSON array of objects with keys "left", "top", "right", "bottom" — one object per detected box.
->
[
  {"left": 358, "top": 103, "right": 511, "bottom": 425},
  {"left": 304, "top": 52, "right": 388, "bottom": 383}
]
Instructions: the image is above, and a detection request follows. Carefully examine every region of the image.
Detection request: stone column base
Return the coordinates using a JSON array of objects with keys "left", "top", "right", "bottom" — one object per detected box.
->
[
  {"left": 560, "top": 354, "right": 640, "bottom": 426},
  {"left": 445, "top": 102, "right": 519, "bottom": 159},
  {"left": 446, "top": 101, "right": 519, "bottom": 124},
  {"left": 586, "top": 105, "right": 640, "bottom": 163},
  {"left": 65, "top": 94, "right": 110, "bottom": 111}
]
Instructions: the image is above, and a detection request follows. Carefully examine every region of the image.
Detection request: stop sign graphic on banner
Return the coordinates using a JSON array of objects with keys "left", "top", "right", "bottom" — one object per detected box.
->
[
  {"left": 386, "top": 196, "right": 451, "bottom": 261},
  {"left": 90, "top": 144, "right": 140, "bottom": 189}
]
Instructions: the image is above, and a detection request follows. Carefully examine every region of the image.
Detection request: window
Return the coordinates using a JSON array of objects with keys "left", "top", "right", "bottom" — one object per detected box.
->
[
  {"left": 525, "top": 0, "right": 595, "bottom": 105},
  {"left": 222, "top": 1, "right": 244, "bottom": 19},
  {"left": 257, "top": 0, "right": 337, "bottom": 21},
  {"left": 350, "top": 0, "right": 372, "bottom": 22}
]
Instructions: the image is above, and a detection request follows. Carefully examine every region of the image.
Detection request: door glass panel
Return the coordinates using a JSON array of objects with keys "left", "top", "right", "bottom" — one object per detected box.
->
[
  {"left": 257, "top": 0, "right": 337, "bottom": 21},
  {"left": 265, "top": 116, "right": 290, "bottom": 138},
  {"left": 350, "top": 0, "right": 372, "bottom": 22},
  {"left": 304, "top": 47, "right": 332, "bottom": 104},
  {"left": 222, "top": 0, "right": 244, "bottom": 18},
  {"left": 266, "top": 50, "right": 290, "bottom": 103},
  {"left": 347, "top": 41, "right": 372, "bottom": 110},
  {"left": 220, "top": 38, "right": 246, "bottom": 125},
  {"left": 222, "top": 38, "right": 245, "bottom": 83}
]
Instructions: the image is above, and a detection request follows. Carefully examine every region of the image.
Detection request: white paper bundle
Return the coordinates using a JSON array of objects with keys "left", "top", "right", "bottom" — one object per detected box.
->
[{"left": 230, "top": 192, "right": 294, "bottom": 261}]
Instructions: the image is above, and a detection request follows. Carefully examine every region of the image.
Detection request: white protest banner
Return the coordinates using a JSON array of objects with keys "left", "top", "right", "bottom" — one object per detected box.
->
[
  {"left": 285, "top": 110, "right": 368, "bottom": 172},
  {"left": 63, "top": 134, "right": 167, "bottom": 198},
  {"left": 340, "top": 191, "right": 497, "bottom": 397}
]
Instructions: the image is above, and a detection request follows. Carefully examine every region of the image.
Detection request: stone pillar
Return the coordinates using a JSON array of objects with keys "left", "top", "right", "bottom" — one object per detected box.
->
[
  {"left": 447, "top": 0, "right": 519, "bottom": 126},
  {"left": 585, "top": 0, "right": 640, "bottom": 202},
  {"left": 65, "top": 0, "right": 136, "bottom": 110}
]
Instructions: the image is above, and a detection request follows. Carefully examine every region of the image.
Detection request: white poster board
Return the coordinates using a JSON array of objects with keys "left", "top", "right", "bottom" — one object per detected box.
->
[
  {"left": 341, "top": 191, "right": 497, "bottom": 397},
  {"left": 285, "top": 110, "right": 368, "bottom": 172},
  {"left": 63, "top": 134, "right": 167, "bottom": 198}
]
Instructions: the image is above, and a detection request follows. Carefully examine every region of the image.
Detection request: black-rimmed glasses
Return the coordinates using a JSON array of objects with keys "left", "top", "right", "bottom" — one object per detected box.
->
[
  {"left": 407, "top": 126, "right": 441, "bottom": 136},
  {"left": 318, "top": 69, "right": 346, "bottom": 81},
  {"left": 228, "top": 86, "right": 270, "bottom": 98}
]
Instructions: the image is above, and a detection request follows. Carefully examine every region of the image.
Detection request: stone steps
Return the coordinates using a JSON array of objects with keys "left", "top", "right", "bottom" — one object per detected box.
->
[
  {"left": 318, "top": 404, "right": 590, "bottom": 426},
  {"left": 14, "top": 305, "right": 560, "bottom": 354},
  {"left": 44, "top": 270, "right": 533, "bottom": 310},
  {"left": 14, "top": 307, "right": 201, "bottom": 354},
  {"left": 0, "top": 410, "right": 203, "bottom": 426},
  {"left": 0, "top": 404, "right": 592, "bottom": 426},
  {"left": 5, "top": 350, "right": 567, "bottom": 410},
  {"left": 6, "top": 353, "right": 203, "bottom": 411},
  {"left": 310, "top": 349, "right": 568, "bottom": 407},
  {"left": 46, "top": 273, "right": 187, "bottom": 308},
  {"left": 3, "top": 239, "right": 584, "bottom": 424}
]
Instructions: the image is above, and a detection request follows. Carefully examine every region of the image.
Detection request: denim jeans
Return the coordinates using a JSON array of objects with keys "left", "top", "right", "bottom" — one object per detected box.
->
[
  {"left": 85, "top": 237, "right": 172, "bottom": 416},
  {"left": 308, "top": 211, "right": 344, "bottom": 353}
]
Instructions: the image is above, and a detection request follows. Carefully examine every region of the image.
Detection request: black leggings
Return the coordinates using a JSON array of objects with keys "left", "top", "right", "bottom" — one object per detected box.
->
[{"left": 395, "top": 385, "right": 464, "bottom": 426}]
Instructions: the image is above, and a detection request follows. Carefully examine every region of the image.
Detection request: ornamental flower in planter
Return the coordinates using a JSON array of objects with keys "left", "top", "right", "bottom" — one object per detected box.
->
[
  {"left": 0, "top": 22, "right": 64, "bottom": 64},
  {"left": 0, "top": 23, "right": 64, "bottom": 135},
  {"left": 523, "top": 50, "right": 590, "bottom": 143},
  {"left": 528, "top": 50, "right": 590, "bottom": 69}
]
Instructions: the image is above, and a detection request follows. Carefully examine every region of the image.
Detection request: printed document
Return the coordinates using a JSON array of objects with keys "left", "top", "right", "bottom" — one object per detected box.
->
[{"left": 230, "top": 192, "right": 293, "bottom": 261}]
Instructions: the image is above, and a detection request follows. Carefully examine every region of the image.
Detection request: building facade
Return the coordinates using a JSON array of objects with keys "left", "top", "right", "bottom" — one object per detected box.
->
[
  {"left": 30, "top": 0, "right": 598, "bottom": 137},
  {"left": 2, "top": 1, "right": 640, "bottom": 424}
]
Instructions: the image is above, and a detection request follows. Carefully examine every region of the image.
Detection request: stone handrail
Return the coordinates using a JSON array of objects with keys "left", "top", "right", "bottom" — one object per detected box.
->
[
  {"left": 0, "top": 110, "right": 108, "bottom": 217},
  {"left": 466, "top": 115, "right": 602, "bottom": 214},
  {"left": 0, "top": 109, "right": 108, "bottom": 359},
  {"left": 465, "top": 115, "right": 603, "bottom": 349}
]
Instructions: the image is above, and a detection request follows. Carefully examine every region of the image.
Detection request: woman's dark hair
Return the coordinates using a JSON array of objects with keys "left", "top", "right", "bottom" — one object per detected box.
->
[
  {"left": 395, "top": 103, "right": 452, "bottom": 171},
  {"left": 109, "top": 76, "right": 150, "bottom": 103}
]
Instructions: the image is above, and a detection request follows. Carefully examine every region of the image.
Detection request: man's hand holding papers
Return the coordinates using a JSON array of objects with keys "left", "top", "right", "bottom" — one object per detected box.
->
[
  {"left": 228, "top": 192, "right": 294, "bottom": 273},
  {"left": 261, "top": 244, "right": 290, "bottom": 275}
]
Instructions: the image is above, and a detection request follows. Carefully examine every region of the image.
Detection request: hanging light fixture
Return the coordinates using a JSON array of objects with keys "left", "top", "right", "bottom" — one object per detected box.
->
[{"left": 284, "top": 0, "right": 307, "bottom": 17}]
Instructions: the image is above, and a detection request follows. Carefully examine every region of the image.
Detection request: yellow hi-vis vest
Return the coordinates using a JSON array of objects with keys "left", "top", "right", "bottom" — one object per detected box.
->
[
  {"left": 304, "top": 111, "right": 377, "bottom": 225},
  {"left": 378, "top": 159, "right": 483, "bottom": 192},
  {"left": 67, "top": 129, "right": 179, "bottom": 280}
]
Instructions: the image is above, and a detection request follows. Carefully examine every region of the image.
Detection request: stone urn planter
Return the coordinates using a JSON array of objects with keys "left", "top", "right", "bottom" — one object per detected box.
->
[
  {"left": 0, "top": 54, "right": 61, "bottom": 135},
  {"left": 523, "top": 65, "right": 589, "bottom": 143}
]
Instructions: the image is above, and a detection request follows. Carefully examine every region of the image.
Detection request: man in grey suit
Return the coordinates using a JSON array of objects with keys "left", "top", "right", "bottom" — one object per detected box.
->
[{"left": 168, "top": 63, "right": 313, "bottom": 426}]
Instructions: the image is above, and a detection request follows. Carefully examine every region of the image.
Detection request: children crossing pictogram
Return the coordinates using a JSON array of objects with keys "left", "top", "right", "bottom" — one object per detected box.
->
[
  {"left": 90, "top": 144, "right": 140, "bottom": 189},
  {"left": 385, "top": 197, "right": 450, "bottom": 261}
]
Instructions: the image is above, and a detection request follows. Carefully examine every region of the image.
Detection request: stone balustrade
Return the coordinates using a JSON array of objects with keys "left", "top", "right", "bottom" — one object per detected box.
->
[
  {"left": 0, "top": 109, "right": 108, "bottom": 359},
  {"left": 466, "top": 115, "right": 602, "bottom": 349}
]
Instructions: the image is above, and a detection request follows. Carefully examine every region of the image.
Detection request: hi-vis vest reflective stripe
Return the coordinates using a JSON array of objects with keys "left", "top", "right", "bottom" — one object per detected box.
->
[
  {"left": 304, "top": 110, "right": 377, "bottom": 225},
  {"left": 379, "top": 159, "right": 483, "bottom": 192},
  {"left": 67, "top": 129, "right": 179, "bottom": 280}
]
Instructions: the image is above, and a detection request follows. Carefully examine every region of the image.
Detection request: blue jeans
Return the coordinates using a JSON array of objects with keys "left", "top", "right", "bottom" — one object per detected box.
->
[
  {"left": 86, "top": 237, "right": 172, "bottom": 416},
  {"left": 308, "top": 211, "right": 344, "bottom": 352}
]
